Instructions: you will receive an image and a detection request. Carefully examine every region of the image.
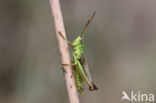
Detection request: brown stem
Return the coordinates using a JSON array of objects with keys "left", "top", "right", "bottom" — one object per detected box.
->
[{"left": 49, "top": 0, "right": 80, "bottom": 103}]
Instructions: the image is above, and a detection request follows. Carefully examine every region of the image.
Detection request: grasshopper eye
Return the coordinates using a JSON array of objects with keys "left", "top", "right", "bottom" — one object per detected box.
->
[{"left": 79, "top": 38, "right": 83, "bottom": 42}]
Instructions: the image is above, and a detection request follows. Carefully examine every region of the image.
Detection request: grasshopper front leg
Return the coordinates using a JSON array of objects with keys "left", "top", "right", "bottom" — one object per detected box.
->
[
  {"left": 61, "top": 63, "right": 76, "bottom": 78},
  {"left": 61, "top": 63, "right": 75, "bottom": 66}
]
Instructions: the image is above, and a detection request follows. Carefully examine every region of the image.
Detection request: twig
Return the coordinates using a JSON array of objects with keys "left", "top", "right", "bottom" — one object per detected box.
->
[{"left": 49, "top": 0, "right": 80, "bottom": 103}]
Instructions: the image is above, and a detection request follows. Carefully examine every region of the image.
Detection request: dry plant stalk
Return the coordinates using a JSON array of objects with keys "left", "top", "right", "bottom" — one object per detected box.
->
[{"left": 49, "top": 0, "right": 80, "bottom": 103}]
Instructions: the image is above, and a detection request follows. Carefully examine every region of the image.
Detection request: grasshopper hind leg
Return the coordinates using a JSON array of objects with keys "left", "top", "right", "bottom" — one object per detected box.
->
[{"left": 89, "top": 82, "right": 98, "bottom": 91}]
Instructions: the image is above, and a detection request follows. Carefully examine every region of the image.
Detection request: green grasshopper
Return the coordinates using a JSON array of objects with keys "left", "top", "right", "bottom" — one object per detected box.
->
[{"left": 59, "top": 12, "right": 98, "bottom": 94}]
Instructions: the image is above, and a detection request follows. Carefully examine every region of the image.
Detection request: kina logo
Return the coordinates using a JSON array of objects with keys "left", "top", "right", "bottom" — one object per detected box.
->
[{"left": 121, "top": 90, "right": 154, "bottom": 102}]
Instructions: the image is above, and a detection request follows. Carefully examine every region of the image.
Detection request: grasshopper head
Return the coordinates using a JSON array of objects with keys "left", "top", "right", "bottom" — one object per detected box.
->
[{"left": 73, "top": 36, "right": 84, "bottom": 46}]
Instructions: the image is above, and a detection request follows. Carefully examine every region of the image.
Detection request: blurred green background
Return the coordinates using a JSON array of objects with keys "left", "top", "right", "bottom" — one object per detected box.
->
[{"left": 0, "top": 0, "right": 156, "bottom": 103}]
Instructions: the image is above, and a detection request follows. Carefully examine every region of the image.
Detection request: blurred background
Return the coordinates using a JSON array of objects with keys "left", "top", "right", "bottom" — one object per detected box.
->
[{"left": 0, "top": 0, "right": 156, "bottom": 103}]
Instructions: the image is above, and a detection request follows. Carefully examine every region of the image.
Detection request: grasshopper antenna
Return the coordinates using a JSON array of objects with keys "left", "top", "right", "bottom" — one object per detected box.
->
[
  {"left": 80, "top": 12, "right": 96, "bottom": 37},
  {"left": 59, "top": 31, "right": 75, "bottom": 49}
]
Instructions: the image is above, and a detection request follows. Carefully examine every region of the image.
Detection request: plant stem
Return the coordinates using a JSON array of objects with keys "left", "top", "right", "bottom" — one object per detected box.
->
[{"left": 49, "top": 0, "right": 80, "bottom": 103}]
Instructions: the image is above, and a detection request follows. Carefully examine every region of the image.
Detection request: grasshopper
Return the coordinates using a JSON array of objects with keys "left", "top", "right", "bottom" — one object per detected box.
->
[{"left": 59, "top": 12, "right": 98, "bottom": 94}]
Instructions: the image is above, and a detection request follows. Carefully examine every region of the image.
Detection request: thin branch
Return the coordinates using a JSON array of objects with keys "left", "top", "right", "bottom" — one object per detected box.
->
[{"left": 49, "top": 0, "right": 80, "bottom": 103}]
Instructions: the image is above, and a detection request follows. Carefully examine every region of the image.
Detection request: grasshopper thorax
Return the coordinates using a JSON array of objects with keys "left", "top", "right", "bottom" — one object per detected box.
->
[{"left": 72, "top": 36, "right": 85, "bottom": 59}]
